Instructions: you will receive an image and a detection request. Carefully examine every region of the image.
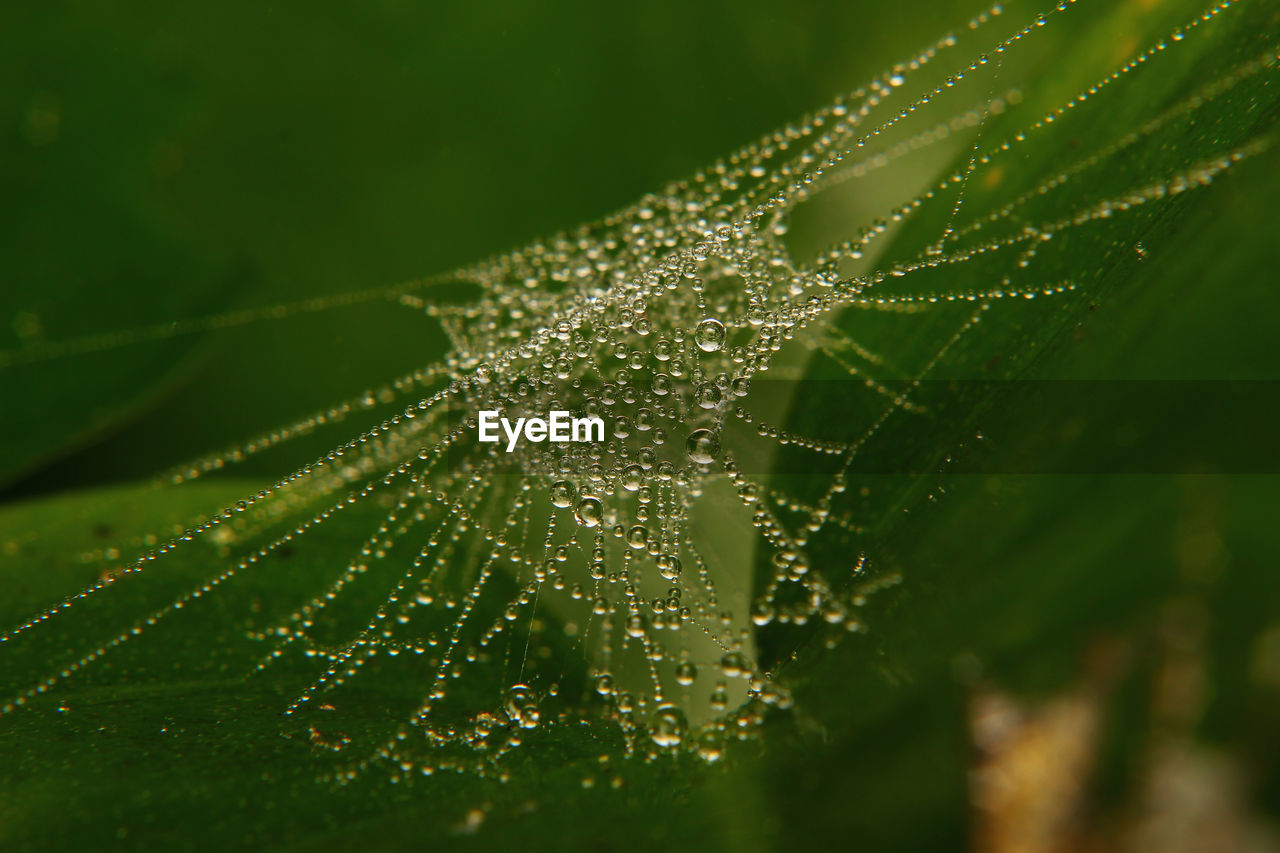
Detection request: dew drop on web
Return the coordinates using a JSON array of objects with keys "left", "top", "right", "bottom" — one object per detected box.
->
[
  {"left": 573, "top": 496, "right": 603, "bottom": 528},
  {"left": 685, "top": 429, "right": 720, "bottom": 464},
  {"left": 649, "top": 705, "right": 688, "bottom": 749},
  {"left": 694, "top": 318, "right": 727, "bottom": 352}
]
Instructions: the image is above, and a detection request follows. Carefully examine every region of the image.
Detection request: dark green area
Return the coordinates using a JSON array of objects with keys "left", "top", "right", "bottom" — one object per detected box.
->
[{"left": 1, "top": 0, "right": 1279, "bottom": 850}]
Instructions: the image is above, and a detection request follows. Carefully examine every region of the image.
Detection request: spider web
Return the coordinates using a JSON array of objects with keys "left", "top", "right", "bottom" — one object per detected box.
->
[{"left": 1, "top": 0, "right": 1275, "bottom": 785}]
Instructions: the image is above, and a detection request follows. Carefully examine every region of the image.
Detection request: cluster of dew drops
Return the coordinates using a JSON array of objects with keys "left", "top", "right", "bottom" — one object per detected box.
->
[{"left": 244, "top": 21, "right": 990, "bottom": 778}]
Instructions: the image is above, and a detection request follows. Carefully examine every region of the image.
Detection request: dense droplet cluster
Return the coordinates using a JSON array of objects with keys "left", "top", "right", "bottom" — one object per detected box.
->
[{"left": 1, "top": 0, "right": 1273, "bottom": 785}]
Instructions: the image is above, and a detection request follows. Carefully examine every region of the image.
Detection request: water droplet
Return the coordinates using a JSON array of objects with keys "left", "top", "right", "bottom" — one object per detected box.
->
[
  {"left": 721, "top": 651, "right": 747, "bottom": 678},
  {"left": 621, "top": 464, "right": 643, "bottom": 492},
  {"left": 685, "top": 429, "right": 720, "bottom": 465},
  {"left": 695, "top": 383, "right": 722, "bottom": 409},
  {"left": 657, "top": 554, "right": 682, "bottom": 581},
  {"left": 694, "top": 318, "right": 726, "bottom": 353},
  {"left": 574, "top": 497, "right": 603, "bottom": 528},
  {"left": 626, "top": 525, "right": 648, "bottom": 550},
  {"left": 710, "top": 682, "right": 729, "bottom": 710},
  {"left": 550, "top": 480, "right": 575, "bottom": 509},
  {"left": 649, "top": 704, "right": 687, "bottom": 748},
  {"left": 504, "top": 684, "right": 540, "bottom": 729},
  {"left": 695, "top": 729, "right": 724, "bottom": 763},
  {"left": 674, "top": 661, "right": 697, "bottom": 686}
]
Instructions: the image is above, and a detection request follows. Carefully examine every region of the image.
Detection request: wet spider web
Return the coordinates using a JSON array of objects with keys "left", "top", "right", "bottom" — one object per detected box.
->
[{"left": 1, "top": 0, "right": 1275, "bottom": 785}]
